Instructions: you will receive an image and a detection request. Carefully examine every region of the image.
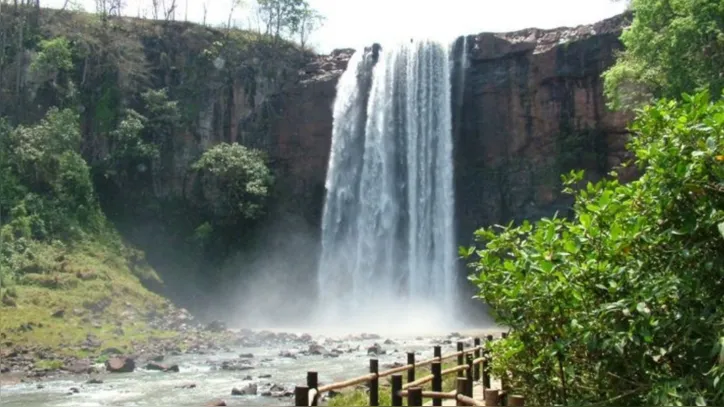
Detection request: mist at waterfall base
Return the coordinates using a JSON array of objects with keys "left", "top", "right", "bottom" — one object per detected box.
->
[{"left": 216, "top": 37, "right": 492, "bottom": 336}]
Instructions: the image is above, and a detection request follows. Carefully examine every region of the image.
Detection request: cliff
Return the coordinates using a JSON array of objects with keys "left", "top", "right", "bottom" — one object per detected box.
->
[
  {"left": 256, "top": 13, "right": 634, "bottom": 244},
  {"left": 0, "top": 8, "right": 634, "bottom": 316}
]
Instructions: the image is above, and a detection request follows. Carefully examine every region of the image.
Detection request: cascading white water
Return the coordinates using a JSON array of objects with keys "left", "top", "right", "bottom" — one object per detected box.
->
[{"left": 317, "top": 40, "right": 456, "bottom": 331}]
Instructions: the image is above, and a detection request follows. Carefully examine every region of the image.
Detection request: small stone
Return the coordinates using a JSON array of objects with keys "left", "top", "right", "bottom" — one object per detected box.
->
[
  {"left": 51, "top": 309, "right": 65, "bottom": 318},
  {"left": 86, "top": 378, "right": 103, "bottom": 384}
]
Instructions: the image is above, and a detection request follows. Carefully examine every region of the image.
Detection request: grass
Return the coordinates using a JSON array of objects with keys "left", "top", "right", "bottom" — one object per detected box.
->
[
  {"left": 0, "top": 238, "right": 178, "bottom": 364},
  {"left": 34, "top": 359, "right": 64, "bottom": 370},
  {"left": 326, "top": 361, "right": 461, "bottom": 407}
]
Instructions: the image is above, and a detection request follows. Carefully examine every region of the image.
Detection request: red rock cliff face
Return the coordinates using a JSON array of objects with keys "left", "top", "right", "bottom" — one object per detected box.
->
[{"left": 250, "top": 13, "right": 633, "bottom": 241}]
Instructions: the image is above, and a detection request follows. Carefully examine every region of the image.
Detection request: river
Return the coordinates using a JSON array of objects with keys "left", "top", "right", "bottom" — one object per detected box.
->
[{"left": 0, "top": 329, "right": 500, "bottom": 406}]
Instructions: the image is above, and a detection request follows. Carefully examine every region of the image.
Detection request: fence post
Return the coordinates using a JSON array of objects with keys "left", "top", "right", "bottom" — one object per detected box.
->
[
  {"left": 391, "top": 374, "right": 403, "bottom": 407},
  {"left": 474, "top": 337, "right": 481, "bottom": 381},
  {"left": 369, "top": 358, "right": 379, "bottom": 406},
  {"left": 295, "top": 385, "right": 309, "bottom": 406},
  {"left": 465, "top": 354, "right": 474, "bottom": 397},
  {"left": 431, "top": 361, "right": 442, "bottom": 406},
  {"left": 484, "top": 389, "right": 500, "bottom": 407},
  {"left": 407, "top": 352, "right": 416, "bottom": 383},
  {"left": 483, "top": 336, "right": 492, "bottom": 391},
  {"left": 408, "top": 387, "right": 423, "bottom": 407},
  {"left": 456, "top": 341, "right": 464, "bottom": 378},
  {"left": 456, "top": 377, "right": 468, "bottom": 406},
  {"left": 307, "top": 371, "right": 318, "bottom": 406},
  {"left": 434, "top": 345, "right": 442, "bottom": 359},
  {"left": 508, "top": 395, "right": 525, "bottom": 406}
]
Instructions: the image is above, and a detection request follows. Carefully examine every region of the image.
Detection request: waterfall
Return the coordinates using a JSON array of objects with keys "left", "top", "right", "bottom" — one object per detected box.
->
[{"left": 317, "top": 39, "right": 456, "bottom": 329}]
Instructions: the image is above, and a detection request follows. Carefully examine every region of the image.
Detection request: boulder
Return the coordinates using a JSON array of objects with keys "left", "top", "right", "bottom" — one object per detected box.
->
[
  {"left": 367, "top": 343, "right": 385, "bottom": 356},
  {"left": 307, "top": 343, "right": 326, "bottom": 355},
  {"left": 105, "top": 357, "right": 135, "bottom": 373}
]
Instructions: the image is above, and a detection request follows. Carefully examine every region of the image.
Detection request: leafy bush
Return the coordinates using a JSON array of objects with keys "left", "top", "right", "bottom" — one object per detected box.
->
[
  {"left": 192, "top": 142, "right": 273, "bottom": 224},
  {"left": 465, "top": 90, "right": 724, "bottom": 406},
  {"left": 1, "top": 108, "right": 103, "bottom": 240},
  {"left": 603, "top": 0, "right": 724, "bottom": 110}
]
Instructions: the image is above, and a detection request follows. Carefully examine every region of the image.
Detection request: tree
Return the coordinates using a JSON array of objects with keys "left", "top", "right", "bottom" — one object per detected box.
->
[
  {"left": 465, "top": 90, "right": 724, "bottom": 406},
  {"left": 191, "top": 142, "right": 273, "bottom": 225},
  {"left": 297, "top": 3, "right": 324, "bottom": 49},
  {"left": 603, "top": 0, "right": 724, "bottom": 110},
  {"left": 2, "top": 108, "right": 102, "bottom": 239},
  {"left": 255, "top": 0, "right": 309, "bottom": 41}
]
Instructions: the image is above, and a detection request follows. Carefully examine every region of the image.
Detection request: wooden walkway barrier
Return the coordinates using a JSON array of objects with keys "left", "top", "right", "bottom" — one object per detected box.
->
[{"left": 293, "top": 334, "right": 525, "bottom": 406}]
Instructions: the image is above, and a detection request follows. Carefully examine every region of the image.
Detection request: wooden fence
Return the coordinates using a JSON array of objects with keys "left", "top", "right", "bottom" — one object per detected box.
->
[{"left": 293, "top": 333, "right": 524, "bottom": 406}]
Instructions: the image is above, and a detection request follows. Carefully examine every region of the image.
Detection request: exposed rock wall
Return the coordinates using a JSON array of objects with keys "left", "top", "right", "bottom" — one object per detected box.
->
[{"left": 255, "top": 13, "right": 634, "bottom": 244}]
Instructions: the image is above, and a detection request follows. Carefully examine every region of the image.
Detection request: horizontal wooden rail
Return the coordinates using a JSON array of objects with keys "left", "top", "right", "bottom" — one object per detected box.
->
[
  {"left": 401, "top": 373, "right": 434, "bottom": 390},
  {"left": 441, "top": 364, "right": 468, "bottom": 376},
  {"left": 397, "top": 389, "right": 457, "bottom": 399},
  {"left": 293, "top": 334, "right": 526, "bottom": 406},
  {"left": 377, "top": 363, "right": 414, "bottom": 378},
  {"left": 317, "top": 373, "right": 376, "bottom": 393}
]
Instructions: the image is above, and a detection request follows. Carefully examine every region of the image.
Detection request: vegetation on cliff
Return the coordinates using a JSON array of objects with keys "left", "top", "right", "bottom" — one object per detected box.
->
[
  {"left": 469, "top": 0, "right": 724, "bottom": 404},
  {"left": 0, "top": 0, "right": 323, "bottom": 321},
  {"left": 0, "top": 0, "right": 318, "bottom": 361},
  {"left": 603, "top": 0, "right": 724, "bottom": 110}
]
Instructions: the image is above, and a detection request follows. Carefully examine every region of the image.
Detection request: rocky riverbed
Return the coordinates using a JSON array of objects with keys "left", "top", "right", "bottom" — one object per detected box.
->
[{"left": 1, "top": 324, "right": 500, "bottom": 407}]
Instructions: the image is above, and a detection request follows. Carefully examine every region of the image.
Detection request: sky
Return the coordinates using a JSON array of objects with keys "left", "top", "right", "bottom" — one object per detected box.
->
[{"left": 43, "top": 0, "right": 628, "bottom": 53}]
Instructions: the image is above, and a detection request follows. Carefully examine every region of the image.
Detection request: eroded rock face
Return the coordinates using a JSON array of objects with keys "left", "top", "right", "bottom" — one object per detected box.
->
[{"left": 259, "top": 14, "right": 634, "bottom": 239}]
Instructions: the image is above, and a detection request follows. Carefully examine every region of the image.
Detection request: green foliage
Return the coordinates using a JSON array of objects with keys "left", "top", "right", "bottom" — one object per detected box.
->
[
  {"left": 603, "top": 0, "right": 724, "bottom": 110},
  {"left": 192, "top": 142, "right": 273, "bottom": 224},
  {"left": 1, "top": 108, "right": 102, "bottom": 241},
  {"left": 30, "top": 37, "right": 74, "bottom": 75},
  {"left": 256, "top": 0, "right": 310, "bottom": 39},
  {"left": 465, "top": 90, "right": 724, "bottom": 406}
]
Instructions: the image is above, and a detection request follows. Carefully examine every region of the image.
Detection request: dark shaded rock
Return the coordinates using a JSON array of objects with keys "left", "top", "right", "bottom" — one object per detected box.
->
[
  {"left": 149, "top": 354, "right": 165, "bottom": 362},
  {"left": 86, "top": 378, "right": 104, "bottom": 384},
  {"left": 205, "top": 399, "right": 226, "bottom": 406},
  {"left": 64, "top": 360, "right": 93, "bottom": 374},
  {"left": 82, "top": 334, "right": 102, "bottom": 349},
  {"left": 221, "top": 361, "right": 254, "bottom": 371},
  {"left": 51, "top": 309, "right": 65, "bottom": 318},
  {"left": 307, "top": 343, "right": 326, "bottom": 355},
  {"left": 69, "top": 387, "right": 80, "bottom": 393},
  {"left": 205, "top": 320, "right": 226, "bottom": 332},
  {"left": 278, "top": 351, "right": 296, "bottom": 359},
  {"left": 367, "top": 343, "right": 385, "bottom": 356},
  {"left": 105, "top": 357, "right": 135, "bottom": 373},
  {"left": 239, "top": 353, "right": 254, "bottom": 359},
  {"left": 176, "top": 383, "right": 197, "bottom": 389},
  {"left": 259, "top": 373, "right": 272, "bottom": 378}
]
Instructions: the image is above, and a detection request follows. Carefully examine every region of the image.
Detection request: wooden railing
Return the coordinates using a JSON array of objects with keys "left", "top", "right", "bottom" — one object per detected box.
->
[{"left": 293, "top": 333, "right": 525, "bottom": 406}]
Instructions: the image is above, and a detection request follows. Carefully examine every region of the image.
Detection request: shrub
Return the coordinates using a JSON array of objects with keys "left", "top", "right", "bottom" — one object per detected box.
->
[{"left": 465, "top": 90, "right": 724, "bottom": 406}]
